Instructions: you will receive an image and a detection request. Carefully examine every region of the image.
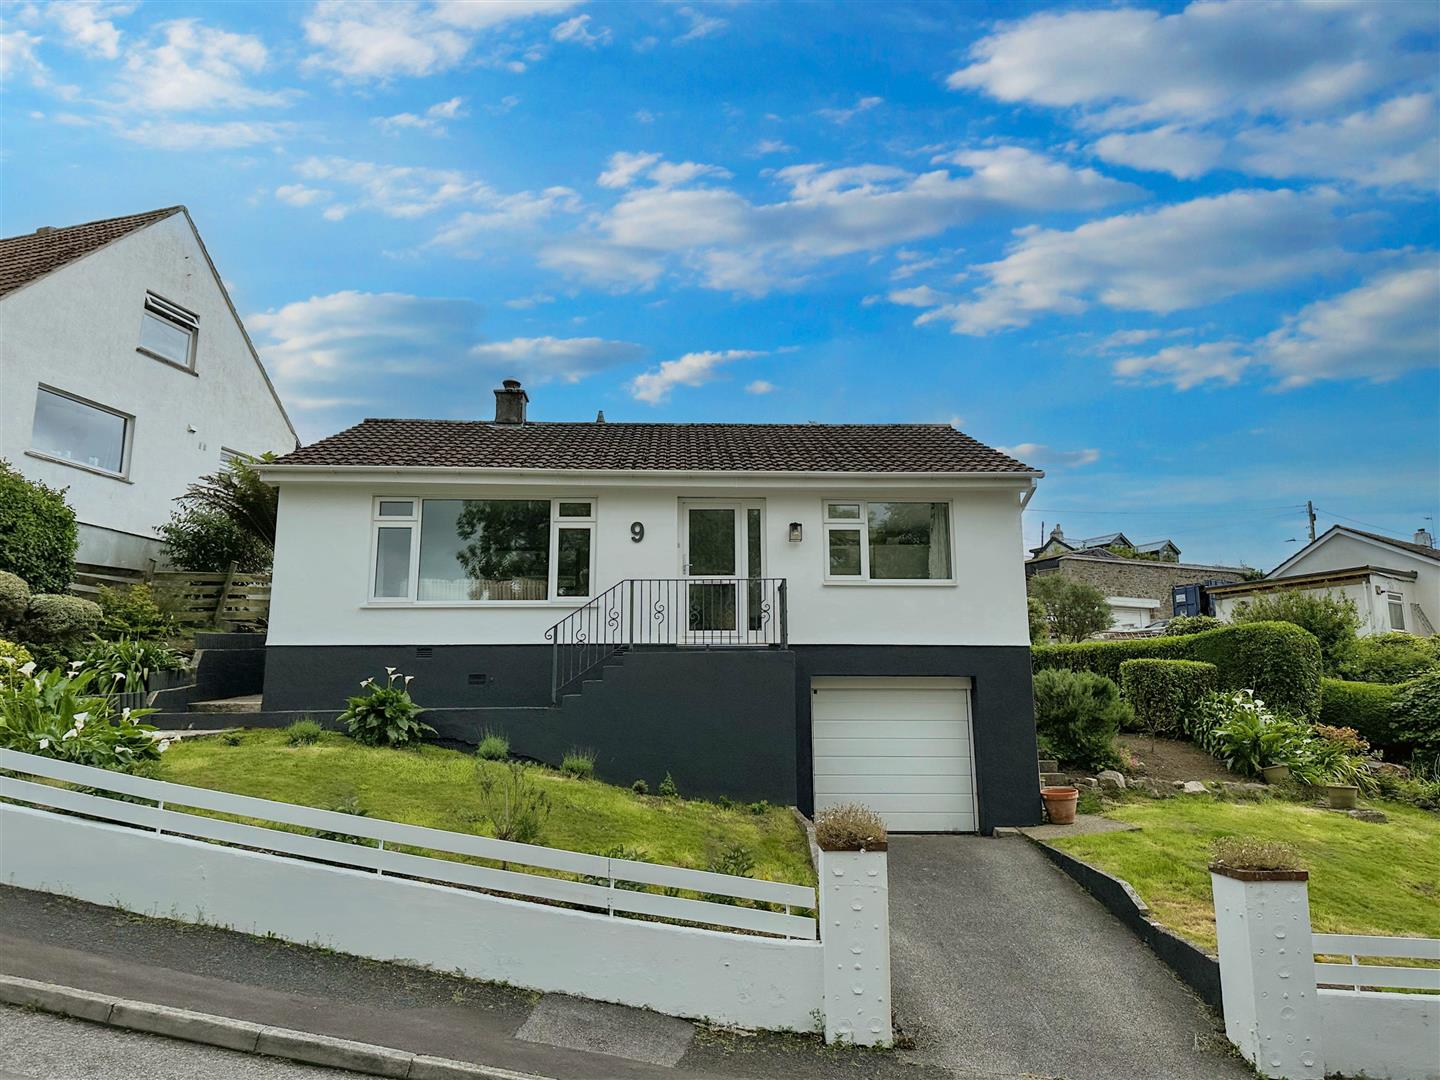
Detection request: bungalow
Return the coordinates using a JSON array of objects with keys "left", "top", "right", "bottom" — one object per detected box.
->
[{"left": 255, "top": 381, "right": 1045, "bottom": 832}]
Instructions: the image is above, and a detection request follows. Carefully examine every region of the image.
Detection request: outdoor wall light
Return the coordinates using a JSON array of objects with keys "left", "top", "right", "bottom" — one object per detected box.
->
[{"left": 788, "top": 522, "right": 803, "bottom": 542}]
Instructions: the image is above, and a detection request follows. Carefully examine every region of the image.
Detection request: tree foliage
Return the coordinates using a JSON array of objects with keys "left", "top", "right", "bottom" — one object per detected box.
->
[
  {"left": 174, "top": 454, "right": 279, "bottom": 548},
  {"left": 0, "top": 461, "right": 78, "bottom": 594},
  {"left": 454, "top": 500, "right": 549, "bottom": 588},
  {"left": 1027, "top": 595, "right": 1049, "bottom": 643},
  {"left": 1230, "top": 589, "right": 1359, "bottom": 673},
  {"left": 159, "top": 508, "right": 272, "bottom": 572},
  {"left": 1028, "top": 574, "right": 1113, "bottom": 643}
]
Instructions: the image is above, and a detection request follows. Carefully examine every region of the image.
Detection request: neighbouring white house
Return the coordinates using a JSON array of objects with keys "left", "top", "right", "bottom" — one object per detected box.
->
[
  {"left": 0, "top": 207, "right": 297, "bottom": 571},
  {"left": 256, "top": 381, "right": 1046, "bottom": 833},
  {"left": 1208, "top": 525, "right": 1439, "bottom": 637}
]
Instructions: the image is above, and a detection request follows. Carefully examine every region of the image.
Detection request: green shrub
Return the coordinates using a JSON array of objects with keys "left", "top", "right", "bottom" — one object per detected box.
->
[
  {"left": 560, "top": 747, "right": 595, "bottom": 779},
  {"left": 1230, "top": 589, "right": 1359, "bottom": 673},
  {"left": 1165, "top": 614, "right": 1223, "bottom": 636},
  {"left": 0, "top": 666, "right": 161, "bottom": 771},
  {"left": 339, "top": 669, "right": 434, "bottom": 748},
  {"left": 158, "top": 508, "right": 272, "bottom": 573},
  {"left": 1373, "top": 760, "right": 1440, "bottom": 812},
  {"left": 658, "top": 771, "right": 678, "bottom": 798},
  {"left": 285, "top": 718, "right": 324, "bottom": 746},
  {"left": 475, "top": 761, "right": 549, "bottom": 844},
  {"left": 1335, "top": 633, "right": 1440, "bottom": 685},
  {"left": 475, "top": 729, "right": 509, "bottom": 761},
  {"left": 1192, "top": 689, "right": 1317, "bottom": 780},
  {"left": 630, "top": 778, "right": 648, "bottom": 795},
  {"left": 1031, "top": 669, "right": 1128, "bottom": 771},
  {"left": 1028, "top": 574, "right": 1113, "bottom": 642},
  {"left": 1392, "top": 670, "right": 1440, "bottom": 762},
  {"left": 0, "top": 640, "right": 34, "bottom": 687},
  {"left": 1319, "top": 678, "right": 1402, "bottom": 754},
  {"left": 1034, "top": 621, "right": 1323, "bottom": 720},
  {"left": 1119, "top": 659, "right": 1218, "bottom": 738},
  {"left": 1027, "top": 595, "right": 1048, "bottom": 643},
  {"left": 0, "top": 462, "right": 78, "bottom": 594},
  {"left": 703, "top": 842, "right": 757, "bottom": 904},
  {"left": 79, "top": 637, "right": 186, "bottom": 695},
  {"left": 0, "top": 571, "right": 31, "bottom": 629},
  {"left": 22, "top": 594, "right": 102, "bottom": 649},
  {"left": 96, "top": 583, "right": 174, "bottom": 640}
]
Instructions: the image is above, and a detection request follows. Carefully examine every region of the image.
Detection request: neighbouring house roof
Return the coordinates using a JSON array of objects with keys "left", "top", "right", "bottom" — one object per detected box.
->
[
  {"left": 268, "top": 419, "right": 1039, "bottom": 475},
  {"left": 1025, "top": 551, "right": 1247, "bottom": 575},
  {"left": 0, "top": 207, "right": 185, "bottom": 298},
  {"left": 1079, "top": 532, "right": 1130, "bottom": 549},
  {"left": 1134, "top": 539, "right": 1180, "bottom": 555},
  {"left": 1267, "top": 524, "right": 1440, "bottom": 578},
  {"left": 1207, "top": 564, "right": 1419, "bottom": 596}
]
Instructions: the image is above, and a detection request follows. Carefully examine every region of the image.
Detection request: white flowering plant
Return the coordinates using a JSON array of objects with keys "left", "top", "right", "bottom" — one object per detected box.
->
[
  {"left": 338, "top": 668, "right": 433, "bottom": 749},
  {"left": 0, "top": 662, "right": 162, "bottom": 771}
]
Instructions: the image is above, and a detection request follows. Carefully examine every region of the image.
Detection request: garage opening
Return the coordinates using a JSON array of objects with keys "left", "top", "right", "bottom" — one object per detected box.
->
[{"left": 811, "top": 676, "right": 976, "bottom": 833}]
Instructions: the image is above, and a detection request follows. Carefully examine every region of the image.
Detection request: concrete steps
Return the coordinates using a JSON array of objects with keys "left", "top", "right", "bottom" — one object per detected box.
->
[{"left": 188, "top": 695, "right": 263, "bottom": 715}]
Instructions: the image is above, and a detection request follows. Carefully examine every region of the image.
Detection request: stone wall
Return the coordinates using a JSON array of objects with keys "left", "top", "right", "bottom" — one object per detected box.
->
[{"left": 1032, "top": 556, "right": 1247, "bottom": 615}]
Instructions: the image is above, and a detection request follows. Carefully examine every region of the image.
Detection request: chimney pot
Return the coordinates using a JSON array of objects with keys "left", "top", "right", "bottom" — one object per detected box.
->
[
  {"left": 35, "top": 226, "right": 55, "bottom": 235},
  {"left": 493, "top": 379, "right": 528, "bottom": 424},
  {"left": 1415, "top": 527, "right": 1435, "bottom": 549}
]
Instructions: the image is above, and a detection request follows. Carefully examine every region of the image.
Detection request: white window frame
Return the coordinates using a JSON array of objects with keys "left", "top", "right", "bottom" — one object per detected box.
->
[
  {"left": 822, "top": 499, "right": 956, "bottom": 586},
  {"left": 137, "top": 291, "right": 199, "bottom": 372},
  {"left": 1386, "top": 591, "right": 1406, "bottom": 632},
  {"left": 26, "top": 384, "right": 134, "bottom": 482},
  {"left": 366, "top": 496, "right": 596, "bottom": 606}
]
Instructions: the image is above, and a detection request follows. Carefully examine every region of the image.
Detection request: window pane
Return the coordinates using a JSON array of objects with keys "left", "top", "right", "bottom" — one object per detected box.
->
[
  {"left": 867, "top": 502, "right": 951, "bottom": 580},
  {"left": 558, "top": 502, "right": 592, "bottom": 518},
  {"left": 374, "top": 527, "right": 412, "bottom": 598},
  {"left": 688, "top": 508, "right": 736, "bottom": 575},
  {"left": 140, "top": 310, "right": 193, "bottom": 366},
  {"left": 747, "top": 508, "right": 763, "bottom": 631},
  {"left": 32, "top": 389, "right": 126, "bottom": 474},
  {"left": 1389, "top": 599, "right": 1405, "bottom": 630},
  {"left": 556, "top": 528, "right": 592, "bottom": 597},
  {"left": 827, "top": 503, "right": 861, "bottom": 520},
  {"left": 419, "top": 499, "right": 549, "bottom": 601},
  {"left": 377, "top": 500, "right": 414, "bottom": 517},
  {"left": 828, "top": 528, "right": 862, "bottom": 576}
]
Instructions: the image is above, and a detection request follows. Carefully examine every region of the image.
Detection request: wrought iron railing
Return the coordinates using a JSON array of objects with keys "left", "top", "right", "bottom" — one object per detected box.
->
[{"left": 544, "top": 577, "right": 788, "bottom": 701}]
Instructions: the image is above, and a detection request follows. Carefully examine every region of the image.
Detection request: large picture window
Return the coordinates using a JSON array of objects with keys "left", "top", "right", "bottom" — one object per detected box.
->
[
  {"left": 369, "top": 497, "right": 595, "bottom": 603},
  {"left": 823, "top": 500, "right": 952, "bottom": 582},
  {"left": 30, "top": 387, "right": 131, "bottom": 477}
]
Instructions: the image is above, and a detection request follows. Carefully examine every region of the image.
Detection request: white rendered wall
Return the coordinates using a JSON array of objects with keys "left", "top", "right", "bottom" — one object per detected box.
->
[
  {"left": 1318, "top": 990, "right": 1440, "bottom": 1080},
  {"left": 265, "top": 479, "right": 1032, "bottom": 647},
  {"left": 1279, "top": 533, "right": 1438, "bottom": 634},
  {"left": 1213, "top": 576, "right": 1422, "bottom": 637},
  {"left": 0, "top": 214, "right": 295, "bottom": 562},
  {"left": 0, "top": 803, "right": 825, "bottom": 1033}
]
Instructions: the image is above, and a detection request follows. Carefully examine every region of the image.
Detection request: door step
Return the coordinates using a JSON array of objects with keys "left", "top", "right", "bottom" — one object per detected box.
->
[{"left": 188, "top": 695, "right": 262, "bottom": 715}]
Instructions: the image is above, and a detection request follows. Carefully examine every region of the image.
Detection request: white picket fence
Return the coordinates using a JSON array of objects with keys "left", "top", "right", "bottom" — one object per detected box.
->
[
  {"left": 0, "top": 749, "right": 892, "bottom": 1042},
  {"left": 1313, "top": 932, "right": 1440, "bottom": 992}
]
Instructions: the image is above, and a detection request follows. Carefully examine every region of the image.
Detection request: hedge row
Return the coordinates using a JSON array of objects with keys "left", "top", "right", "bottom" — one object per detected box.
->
[
  {"left": 1319, "top": 678, "right": 1400, "bottom": 752},
  {"left": 1118, "top": 659, "right": 1218, "bottom": 738},
  {"left": 1033, "top": 621, "right": 1323, "bottom": 720}
]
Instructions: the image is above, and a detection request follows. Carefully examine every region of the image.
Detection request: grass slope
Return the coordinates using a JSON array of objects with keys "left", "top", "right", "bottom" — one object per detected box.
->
[
  {"left": 159, "top": 730, "right": 815, "bottom": 887},
  {"left": 1052, "top": 796, "right": 1440, "bottom": 951}
]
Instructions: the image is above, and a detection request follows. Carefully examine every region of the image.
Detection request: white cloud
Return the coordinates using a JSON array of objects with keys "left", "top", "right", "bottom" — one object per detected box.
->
[
  {"left": 275, "top": 183, "right": 330, "bottom": 207},
  {"left": 1, "top": 30, "right": 49, "bottom": 86},
  {"left": 887, "top": 285, "right": 947, "bottom": 308},
  {"left": 469, "top": 336, "right": 644, "bottom": 383},
  {"left": 537, "top": 240, "right": 665, "bottom": 290},
  {"left": 752, "top": 138, "right": 794, "bottom": 156},
  {"left": 745, "top": 379, "right": 776, "bottom": 395},
  {"left": 117, "top": 19, "right": 289, "bottom": 111},
  {"left": 375, "top": 95, "right": 470, "bottom": 134},
  {"left": 597, "top": 151, "right": 732, "bottom": 191},
  {"left": 916, "top": 189, "right": 1350, "bottom": 334},
  {"left": 1091, "top": 125, "right": 1226, "bottom": 181},
  {"left": 302, "top": 0, "right": 578, "bottom": 80},
  {"left": 295, "top": 156, "right": 487, "bottom": 217},
  {"left": 1111, "top": 263, "right": 1440, "bottom": 390},
  {"left": 49, "top": 1, "right": 134, "bottom": 59},
  {"left": 673, "top": 7, "right": 726, "bottom": 44},
  {"left": 117, "top": 118, "right": 296, "bottom": 149},
  {"left": 998, "top": 443, "right": 1101, "bottom": 468},
  {"left": 504, "top": 292, "right": 556, "bottom": 309},
  {"left": 630, "top": 349, "right": 763, "bottom": 403},
  {"left": 426, "top": 186, "right": 582, "bottom": 248},
  {"left": 1093, "top": 328, "right": 1168, "bottom": 351},
  {"left": 597, "top": 150, "right": 661, "bottom": 188},
  {"left": 551, "top": 14, "right": 610, "bottom": 48},
  {"left": 817, "top": 95, "right": 882, "bottom": 124}
]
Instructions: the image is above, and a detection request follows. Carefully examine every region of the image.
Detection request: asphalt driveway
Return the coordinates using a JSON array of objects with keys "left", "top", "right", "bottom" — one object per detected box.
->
[{"left": 887, "top": 835, "right": 1252, "bottom": 1080}]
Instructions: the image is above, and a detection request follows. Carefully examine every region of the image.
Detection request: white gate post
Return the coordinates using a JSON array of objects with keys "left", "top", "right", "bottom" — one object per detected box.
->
[
  {"left": 817, "top": 847, "right": 892, "bottom": 1047},
  {"left": 1210, "top": 865, "right": 1324, "bottom": 1079}
]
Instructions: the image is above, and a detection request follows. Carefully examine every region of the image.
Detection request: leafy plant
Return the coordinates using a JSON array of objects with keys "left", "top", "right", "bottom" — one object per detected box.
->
[
  {"left": 814, "top": 803, "right": 887, "bottom": 851},
  {"left": 1306, "top": 725, "right": 1377, "bottom": 793},
  {"left": 475, "top": 761, "right": 550, "bottom": 844},
  {"left": 0, "top": 461, "right": 78, "bottom": 594},
  {"left": 159, "top": 508, "right": 272, "bottom": 573},
  {"left": 285, "top": 717, "right": 324, "bottom": 746},
  {"left": 560, "top": 747, "right": 595, "bottom": 779},
  {"left": 1335, "top": 632, "right": 1440, "bottom": 685},
  {"left": 1193, "top": 689, "right": 1317, "bottom": 780},
  {"left": 22, "top": 594, "right": 101, "bottom": 648},
  {"left": 0, "top": 665, "right": 162, "bottom": 771},
  {"left": 748, "top": 800, "right": 770, "bottom": 815},
  {"left": 174, "top": 453, "right": 280, "bottom": 549},
  {"left": 0, "top": 640, "right": 34, "bottom": 688},
  {"left": 95, "top": 583, "right": 174, "bottom": 640},
  {"left": 703, "top": 842, "right": 757, "bottom": 904},
  {"left": 79, "top": 637, "right": 186, "bottom": 694},
  {"left": 314, "top": 796, "right": 375, "bottom": 846},
  {"left": 1031, "top": 669, "right": 1129, "bottom": 771},
  {"left": 1164, "top": 615, "right": 1223, "bottom": 636},
  {"left": 1391, "top": 669, "right": 1440, "bottom": 761},
  {"left": 630, "top": 778, "right": 649, "bottom": 795},
  {"left": 1028, "top": 575, "right": 1113, "bottom": 642},
  {"left": 1026, "top": 595, "right": 1049, "bottom": 643},
  {"left": 0, "top": 571, "right": 31, "bottom": 629},
  {"left": 657, "top": 771, "right": 678, "bottom": 798},
  {"left": 339, "top": 668, "right": 434, "bottom": 748},
  {"left": 1210, "top": 836, "right": 1305, "bottom": 872},
  {"left": 1119, "top": 659, "right": 1218, "bottom": 739},
  {"left": 475, "top": 729, "right": 509, "bottom": 761},
  {"left": 1230, "top": 589, "right": 1360, "bottom": 673}
]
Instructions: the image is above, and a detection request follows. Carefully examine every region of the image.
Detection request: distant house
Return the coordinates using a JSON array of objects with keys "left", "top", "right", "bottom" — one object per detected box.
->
[
  {"left": 1208, "top": 526, "right": 1438, "bottom": 637},
  {"left": 1025, "top": 525, "right": 1246, "bottom": 630},
  {"left": 0, "top": 207, "right": 297, "bottom": 572}
]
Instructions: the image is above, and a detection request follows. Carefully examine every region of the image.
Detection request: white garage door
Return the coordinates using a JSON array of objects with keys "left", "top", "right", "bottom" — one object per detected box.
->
[{"left": 811, "top": 677, "right": 977, "bottom": 833}]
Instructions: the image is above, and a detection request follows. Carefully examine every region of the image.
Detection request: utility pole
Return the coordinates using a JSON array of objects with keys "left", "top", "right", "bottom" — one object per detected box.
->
[{"left": 1306, "top": 501, "right": 1316, "bottom": 543}]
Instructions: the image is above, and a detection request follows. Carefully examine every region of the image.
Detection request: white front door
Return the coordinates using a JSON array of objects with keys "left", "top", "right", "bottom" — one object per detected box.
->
[
  {"left": 811, "top": 677, "right": 978, "bottom": 832},
  {"left": 680, "top": 501, "right": 764, "bottom": 644}
]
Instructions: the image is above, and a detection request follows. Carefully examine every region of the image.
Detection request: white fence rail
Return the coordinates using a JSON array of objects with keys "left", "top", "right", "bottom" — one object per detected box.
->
[{"left": 1313, "top": 933, "right": 1440, "bottom": 993}]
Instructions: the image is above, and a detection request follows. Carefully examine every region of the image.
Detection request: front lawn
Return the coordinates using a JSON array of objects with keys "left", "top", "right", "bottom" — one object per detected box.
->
[
  {"left": 1051, "top": 796, "right": 1440, "bottom": 951},
  {"left": 158, "top": 730, "right": 815, "bottom": 887}
]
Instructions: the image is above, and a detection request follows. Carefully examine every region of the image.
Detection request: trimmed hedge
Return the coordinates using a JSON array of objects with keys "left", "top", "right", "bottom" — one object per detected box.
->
[
  {"left": 1032, "top": 669, "right": 1129, "bottom": 771},
  {"left": 1034, "top": 621, "right": 1322, "bottom": 720},
  {"left": 1318, "top": 678, "right": 1401, "bottom": 753},
  {"left": 1119, "top": 659, "right": 1219, "bottom": 738},
  {"left": 0, "top": 461, "right": 77, "bottom": 594},
  {"left": 1392, "top": 670, "right": 1440, "bottom": 761}
]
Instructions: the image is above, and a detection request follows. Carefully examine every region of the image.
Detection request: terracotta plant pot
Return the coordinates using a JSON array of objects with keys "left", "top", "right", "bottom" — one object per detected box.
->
[
  {"left": 1041, "top": 785, "right": 1079, "bottom": 825},
  {"left": 1260, "top": 764, "right": 1291, "bottom": 784},
  {"left": 1325, "top": 784, "right": 1359, "bottom": 810}
]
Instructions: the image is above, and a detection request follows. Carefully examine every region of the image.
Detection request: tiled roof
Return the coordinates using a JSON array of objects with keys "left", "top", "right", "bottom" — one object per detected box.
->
[
  {"left": 1342, "top": 527, "right": 1440, "bottom": 562},
  {"left": 0, "top": 207, "right": 184, "bottom": 298},
  {"left": 271, "top": 419, "right": 1038, "bottom": 474}
]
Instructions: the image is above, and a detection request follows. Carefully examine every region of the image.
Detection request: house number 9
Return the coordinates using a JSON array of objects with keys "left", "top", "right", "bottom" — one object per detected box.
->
[{"left": 630, "top": 522, "right": 645, "bottom": 543}]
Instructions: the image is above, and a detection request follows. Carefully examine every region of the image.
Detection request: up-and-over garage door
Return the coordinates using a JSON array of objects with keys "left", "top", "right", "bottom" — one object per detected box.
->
[{"left": 811, "top": 677, "right": 977, "bottom": 833}]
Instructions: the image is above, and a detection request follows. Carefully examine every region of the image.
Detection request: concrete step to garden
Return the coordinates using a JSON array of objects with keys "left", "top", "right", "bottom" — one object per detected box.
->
[
  {"left": 1039, "top": 771, "right": 1069, "bottom": 787},
  {"left": 1037, "top": 759, "right": 1059, "bottom": 774},
  {"left": 188, "top": 695, "right": 263, "bottom": 715}
]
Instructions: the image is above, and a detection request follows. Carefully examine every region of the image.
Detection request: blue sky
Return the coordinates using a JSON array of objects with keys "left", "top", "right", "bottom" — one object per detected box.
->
[{"left": 3, "top": 0, "right": 1437, "bottom": 569}]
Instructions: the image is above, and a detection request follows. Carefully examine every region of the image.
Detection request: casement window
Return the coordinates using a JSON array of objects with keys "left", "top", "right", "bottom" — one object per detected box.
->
[
  {"left": 29, "top": 386, "right": 131, "bottom": 478},
  {"left": 1387, "top": 592, "right": 1406, "bottom": 631},
  {"left": 138, "top": 292, "right": 198, "bottom": 369},
  {"left": 823, "top": 501, "right": 953, "bottom": 583},
  {"left": 369, "top": 498, "right": 595, "bottom": 603}
]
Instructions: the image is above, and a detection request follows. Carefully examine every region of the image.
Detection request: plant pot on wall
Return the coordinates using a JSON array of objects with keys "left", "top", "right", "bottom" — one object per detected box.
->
[
  {"left": 1259, "top": 764, "right": 1291, "bottom": 784},
  {"left": 1324, "top": 783, "right": 1359, "bottom": 810},
  {"left": 1041, "top": 786, "right": 1079, "bottom": 825}
]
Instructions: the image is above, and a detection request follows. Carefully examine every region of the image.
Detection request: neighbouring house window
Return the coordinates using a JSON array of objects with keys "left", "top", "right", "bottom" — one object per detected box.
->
[
  {"left": 1388, "top": 592, "right": 1406, "bottom": 631},
  {"left": 823, "top": 500, "right": 953, "bottom": 582},
  {"left": 369, "top": 497, "right": 595, "bottom": 603},
  {"left": 139, "top": 292, "right": 198, "bottom": 369},
  {"left": 30, "top": 386, "right": 130, "bottom": 476}
]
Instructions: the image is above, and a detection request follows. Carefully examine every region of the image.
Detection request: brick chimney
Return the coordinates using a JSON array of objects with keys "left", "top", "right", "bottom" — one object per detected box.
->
[
  {"left": 493, "top": 379, "right": 528, "bottom": 424},
  {"left": 1415, "top": 526, "right": 1435, "bottom": 549}
]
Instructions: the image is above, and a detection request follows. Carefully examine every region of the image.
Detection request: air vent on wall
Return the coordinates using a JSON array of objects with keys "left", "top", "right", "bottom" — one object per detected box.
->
[
  {"left": 415, "top": 647, "right": 433, "bottom": 659},
  {"left": 467, "top": 673, "right": 488, "bottom": 686}
]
